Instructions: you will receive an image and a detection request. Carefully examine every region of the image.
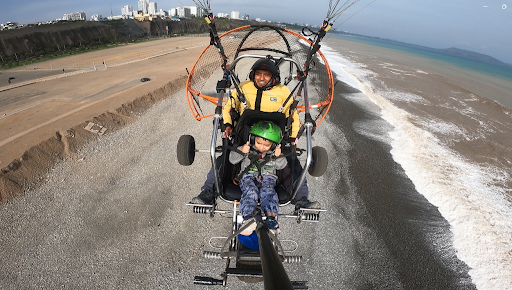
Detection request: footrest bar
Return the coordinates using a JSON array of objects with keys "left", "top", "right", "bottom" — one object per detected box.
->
[
  {"left": 225, "top": 268, "right": 263, "bottom": 277},
  {"left": 193, "top": 276, "right": 224, "bottom": 285},
  {"left": 291, "top": 280, "right": 309, "bottom": 289}
]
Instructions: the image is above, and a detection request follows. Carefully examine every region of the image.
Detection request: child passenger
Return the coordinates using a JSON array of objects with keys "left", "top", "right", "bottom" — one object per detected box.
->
[{"left": 229, "top": 121, "right": 287, "bottom": 235}]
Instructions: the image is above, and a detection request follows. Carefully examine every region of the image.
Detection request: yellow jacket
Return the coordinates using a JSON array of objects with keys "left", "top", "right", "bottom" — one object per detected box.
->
[{"left": 223, "top": 80, "right": 300, "bottom": 138}]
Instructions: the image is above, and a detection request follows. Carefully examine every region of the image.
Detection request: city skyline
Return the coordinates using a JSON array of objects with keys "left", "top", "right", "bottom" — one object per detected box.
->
[{"left": 1, "top": 1, "right": 511, "bottom": 63}]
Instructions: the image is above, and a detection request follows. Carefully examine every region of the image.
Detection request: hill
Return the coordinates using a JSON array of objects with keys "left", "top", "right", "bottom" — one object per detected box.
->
[
  {"left": 0, "top": 18, "right": 260, "bottom": 69},
  {"left": 332, "top": 31, "right": 509, "bottom": 66},
  {"left": 440, "top": 47, "right": 504, "bottom": 65}
]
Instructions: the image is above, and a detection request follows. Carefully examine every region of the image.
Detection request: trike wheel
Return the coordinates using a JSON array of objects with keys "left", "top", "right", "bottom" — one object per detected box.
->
[
  {"left": 177, "top": 135, "right": 195, "bottom": 166},
  {"left": 308, "top": 146, "right": 328, "bottom": 177}
]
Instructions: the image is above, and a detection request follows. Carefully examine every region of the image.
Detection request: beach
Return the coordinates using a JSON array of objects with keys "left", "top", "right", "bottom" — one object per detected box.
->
[
  {"left": 323, "top": 35, "right": 512, "bottom": 289},
  {"left": 0, "top": 37, "right": 209, "bottom": 166},
  {"left": 0, "top": 34, "right": 511, "bottom": 289},
  {"left": 0, "top": 37, "right": 209, "bottom": 202}
]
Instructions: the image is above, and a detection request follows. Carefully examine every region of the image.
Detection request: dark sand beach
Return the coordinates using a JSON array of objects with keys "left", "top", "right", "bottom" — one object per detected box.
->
[{"left": 328, "top": 83, "right": 476, "bottom": 289}]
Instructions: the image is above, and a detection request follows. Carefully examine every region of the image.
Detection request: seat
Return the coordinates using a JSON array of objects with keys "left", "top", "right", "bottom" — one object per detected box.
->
[{"left": 218, "top": 110, "right": 296, "bottom": 204}]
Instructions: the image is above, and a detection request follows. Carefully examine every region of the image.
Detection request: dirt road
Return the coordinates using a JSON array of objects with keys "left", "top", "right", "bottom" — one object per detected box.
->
[{"left": 0, "top": 36, "right": 208, "bottom": 167}]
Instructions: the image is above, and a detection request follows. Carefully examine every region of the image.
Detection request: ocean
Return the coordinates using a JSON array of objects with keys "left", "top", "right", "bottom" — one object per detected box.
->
[
  {"left": 322, "top": 35, "right": 512, "bottom": 289},
  {"left": 335, "top": 35, "right": 512, "bottom": 82}
]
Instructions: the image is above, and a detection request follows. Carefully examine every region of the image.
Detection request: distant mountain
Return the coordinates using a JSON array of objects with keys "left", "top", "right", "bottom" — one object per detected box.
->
[
  {"left": 332, "top": 31, "right": 509, "bottom": 65},
  {"left": 440, "top": 48, "right": 504, "bottom": 65}
]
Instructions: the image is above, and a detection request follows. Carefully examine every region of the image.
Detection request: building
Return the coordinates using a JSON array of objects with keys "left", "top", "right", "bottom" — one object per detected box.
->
[
  {"left": 138, "top": 0, "right": 149, "bottom": 14},
  {"left": 230, "top": 11, "right": 240, "bottom": 20},
  {"left": 188, "top": 6, "right": 197, "bottom": 17},
  {"left": 196, "top": 6, "right": 208, "bottom": 17},
  {"left": 185, "top": 6, "right": 206, "bottom": 17},
  {"left": 169, "top": 8, "right": 177, "bottom": 17},
  {"left": 107, "top": 15, "right": 124, "bottom": 20},
  {"left": 121, "top": 5, "right": 133, "bottom": 16},
  {"left": 63, "top": 12, "right": 86, "bottom": 21},
  {"left": 1, "top": 22, "right": 20, "bottom": 30},
  {"left": 157, "top": 9, "right": 167, "bottom": 17},
  {"left": 149, "top": 2, "right": 157, "bottom": 15},
  {"left": 90, "top": 14, "right": 103, "bottom": 21},
  {"left": 134, "top": 13, "right": 150, "bottom": 21},
  {"left": 177, "top": 6, "right": 191, "bottom": 18}
]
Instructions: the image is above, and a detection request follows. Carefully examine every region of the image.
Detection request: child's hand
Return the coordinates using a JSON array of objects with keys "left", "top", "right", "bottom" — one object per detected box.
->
[
  {"left": 274, "top": 144, "right": 281, "bottom": 157},
  {"left": 241, "top": 141, "right": 250, "bottom": 154}
]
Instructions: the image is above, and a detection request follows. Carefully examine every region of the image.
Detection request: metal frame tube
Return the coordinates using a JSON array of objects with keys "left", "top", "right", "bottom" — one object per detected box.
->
[
  {"left": 210, "top": 91, "right": 224, "bottom": 196},
  {"left": 292, "top": 123, "right": 312, "bottom": 200},
  {"left": 228, "top": 54, "right": 303, "bottom": 76},
  {"left": 291, "top": 79, "right": 313, "bottom": 200}
]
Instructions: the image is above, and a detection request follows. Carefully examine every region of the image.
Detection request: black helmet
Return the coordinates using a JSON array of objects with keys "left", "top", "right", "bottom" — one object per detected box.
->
[{"left": 249, "top": 58, "right": 280, "bottom": 89}]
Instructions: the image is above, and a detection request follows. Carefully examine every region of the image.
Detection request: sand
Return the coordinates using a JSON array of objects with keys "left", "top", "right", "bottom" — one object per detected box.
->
[{"left": 0, "top": 36, "right": 209, "bottom": 202}]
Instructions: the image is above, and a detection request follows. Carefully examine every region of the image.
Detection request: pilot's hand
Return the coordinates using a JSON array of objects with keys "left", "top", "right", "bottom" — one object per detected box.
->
[
  {"left": 274, "top": 144, "right": 282, "bottom": 157},
  {"left": 241, "top": 141, "right": 250, "bottom": 154},
  {"left": 223, "top": 126, "right": 233, "bottom": 138}
]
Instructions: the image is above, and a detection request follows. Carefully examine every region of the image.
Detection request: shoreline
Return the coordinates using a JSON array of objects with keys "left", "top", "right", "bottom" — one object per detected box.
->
[
  {"left": 325, "top": 35, "right": 512, "bottom": 109},
  {"left": 324, "top": 34, "right": 512, "bottom": 289},
  {"left": 331, "top": 34, "right": 512, "bottom": 79}
]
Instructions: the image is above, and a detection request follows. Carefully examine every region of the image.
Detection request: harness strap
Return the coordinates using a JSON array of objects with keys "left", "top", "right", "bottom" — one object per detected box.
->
[
  {"left": 234, "top": 153, "right": 268, "bottom": 183},
  {"left": 278, "top": 91, "right": 294, "bottom": 113},
  {"left": 233, "top": 150, "right": 291, "bottom": 184},
  {"left": 254, "top": 89, "right": 263, "bottom": 111},
  {"left": 285, "top": 100, "right": 299, "bottom": 138}
]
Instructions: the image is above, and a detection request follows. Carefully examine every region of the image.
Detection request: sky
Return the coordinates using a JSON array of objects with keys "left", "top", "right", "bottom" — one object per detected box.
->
[{"left": 1, "top": 0, "right": 511, "bottom": 63}]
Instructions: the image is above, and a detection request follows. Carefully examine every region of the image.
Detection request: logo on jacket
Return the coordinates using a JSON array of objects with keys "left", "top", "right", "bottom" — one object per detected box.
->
[{"left": 270, "top": 97, "right": 277, "bottom": 102}]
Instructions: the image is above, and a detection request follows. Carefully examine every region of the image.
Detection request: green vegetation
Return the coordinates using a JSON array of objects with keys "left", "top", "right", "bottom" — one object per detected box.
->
[
  {"left": 104, "top": 20, "right": 126, "bottom": 26},
  {"left": 0, "top": 36, "right": 145, "bottom": 70},
  {"left": 0, "top": 20, "right": 82, "bottom": 34},
  {"left": 0, "top": 18, "right": 311, "bottom": 70}
]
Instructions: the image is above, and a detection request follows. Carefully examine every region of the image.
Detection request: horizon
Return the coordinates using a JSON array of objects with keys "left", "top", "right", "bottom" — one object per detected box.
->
[
  {"left": 330, "top": 31, "right": 512, "bottom": 66},
  {"left": 1, "top": 1, "right": 511, "bottom": 63}
]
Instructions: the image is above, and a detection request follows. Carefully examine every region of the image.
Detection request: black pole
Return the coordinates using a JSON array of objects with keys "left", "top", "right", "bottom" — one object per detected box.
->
[{"left": 256, "top": 221, "right": 294, "bottom": 290}]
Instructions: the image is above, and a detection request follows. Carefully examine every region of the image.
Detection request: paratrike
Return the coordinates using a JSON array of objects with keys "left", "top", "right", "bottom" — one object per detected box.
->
[{"left": 176, "top": 1, "right": 362, "bottom": 288}]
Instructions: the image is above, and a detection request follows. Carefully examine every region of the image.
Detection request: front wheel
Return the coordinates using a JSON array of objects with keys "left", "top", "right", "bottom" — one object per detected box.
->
[
  {"left": 308, "top": 146, "right": 328, "bottom": 177},
  {"left": 177, "top": 135, "right": 195, "bottom": 166}
]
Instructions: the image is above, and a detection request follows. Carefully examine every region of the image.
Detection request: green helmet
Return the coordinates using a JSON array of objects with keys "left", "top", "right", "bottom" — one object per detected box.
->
[{"left": 250, "top": 121, "right": 283, "bottom": 144}]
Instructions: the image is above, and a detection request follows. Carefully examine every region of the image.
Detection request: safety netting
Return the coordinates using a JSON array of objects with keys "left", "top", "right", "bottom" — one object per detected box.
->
[{"left": 185, "top": 25, "right": 334, "bottom": 125}]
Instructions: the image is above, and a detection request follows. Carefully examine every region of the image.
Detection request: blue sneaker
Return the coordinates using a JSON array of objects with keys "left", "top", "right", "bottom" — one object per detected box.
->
[
  {"left": 265, "top": 216, "right": 281, "bottom": 235},
  {"left": 240, "top": 216, "right": 256, "bottom": 236}
]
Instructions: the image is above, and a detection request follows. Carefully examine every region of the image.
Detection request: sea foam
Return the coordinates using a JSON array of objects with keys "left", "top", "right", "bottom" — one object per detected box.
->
[{"left": 321, "top": 43, "right": 512, "bottom": 289}]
